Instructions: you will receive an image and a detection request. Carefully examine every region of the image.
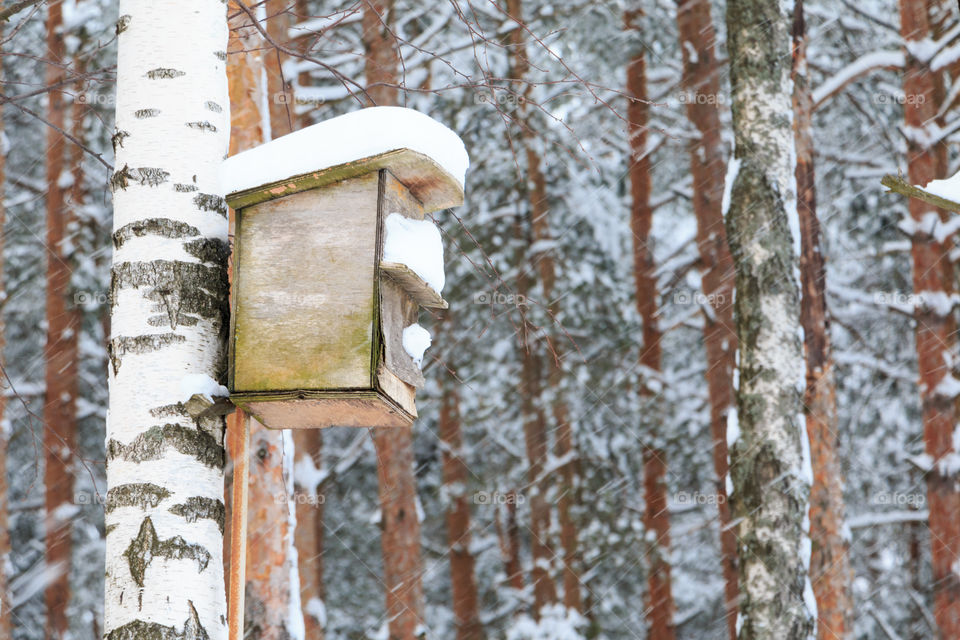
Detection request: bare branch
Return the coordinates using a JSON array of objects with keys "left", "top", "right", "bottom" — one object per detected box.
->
[{"left": 881, "top": 173, "right": 960, "bottom": 213}]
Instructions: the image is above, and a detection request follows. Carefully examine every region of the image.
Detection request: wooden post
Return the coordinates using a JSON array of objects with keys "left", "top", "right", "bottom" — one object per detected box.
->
[{"left": 228, "top": 410, "right": 250, "bottom": 640}]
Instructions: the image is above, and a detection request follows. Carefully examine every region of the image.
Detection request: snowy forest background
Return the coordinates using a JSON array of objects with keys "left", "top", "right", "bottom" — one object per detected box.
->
[{"left": 0, "top": 0, "right": 954, "bottom": 638}]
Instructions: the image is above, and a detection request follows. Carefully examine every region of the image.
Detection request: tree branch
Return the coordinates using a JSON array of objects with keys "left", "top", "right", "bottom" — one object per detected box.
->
[
  {"left": 0, "top": 0, "right": 44, "bottom": 22},
  {"left": 881, "top": 173, "right": 960, "bottom": 213}
]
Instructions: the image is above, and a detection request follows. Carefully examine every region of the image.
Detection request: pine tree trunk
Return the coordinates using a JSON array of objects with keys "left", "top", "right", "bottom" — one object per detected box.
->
[
  {"left": 293, "top": 428, "right": 325, "bottom": 639},
  {"left": 439, "top": 343, "right": 485, "bottom": 640},
  {"left": 363, "top": 4, "right": 427, "bottom": 638},
  {"left": 673, "top": 1, "right": 739, "bottom": 634},
  {"left": 244, "top": 419, "right": 299, "bottom": 639},
  {"left": 899, "top": 0, "right": 960, "bottom": 634},
  {"left": 0, "top": 30, "right": 11, "bottom": 639},
  {"left": 495, "top": 491, "right": 525, "bottom": 592},
  {"left": 44, "top": 2, "right": 79, "bottom": 635},
  {"left": 625, "top": 15, "right": 677, "bottom": 636},
  {"left": 105, "top": 2, "right": 231, "bottom": 638},
  {"left": 264, "top": 0, "right": 292, "bottom": 138},
  {"left": 791, "top": 2, "right": 853, "bottom": 637},
  {"left": 504, "top": 0, "right": 561, "bottom": 615},
  {"left": 725, "top": 0, "right": 814, "bottom": 636},
  {"left": 225, "top": 8, "right": 302, "bottom": 637}
]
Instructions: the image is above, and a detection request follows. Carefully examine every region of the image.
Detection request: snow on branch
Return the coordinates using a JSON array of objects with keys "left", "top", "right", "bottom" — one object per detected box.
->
[{"left": 812, "top": 50, "right": 904, "bottom": 109}]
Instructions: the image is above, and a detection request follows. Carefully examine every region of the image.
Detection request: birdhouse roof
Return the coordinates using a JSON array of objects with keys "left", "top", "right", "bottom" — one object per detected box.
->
[{"left": 222, "top": 106, "right": 469, "bottom": 211}]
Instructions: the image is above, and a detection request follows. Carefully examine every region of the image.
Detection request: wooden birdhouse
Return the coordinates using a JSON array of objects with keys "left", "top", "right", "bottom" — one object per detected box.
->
[{"left": 222, "top": 107, "right": 468, "bottom": 429}]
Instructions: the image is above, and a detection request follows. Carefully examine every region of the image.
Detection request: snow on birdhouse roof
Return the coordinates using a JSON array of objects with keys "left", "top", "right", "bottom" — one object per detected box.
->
[{"left": 222, "top": 106, "right": 469, "bottom": 211}]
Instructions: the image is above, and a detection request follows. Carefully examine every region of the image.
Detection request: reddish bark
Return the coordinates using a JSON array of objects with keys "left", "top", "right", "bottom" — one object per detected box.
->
[
  {"left": 504, "top": 0, "right": 564, "bottom": 614},
  {"left": 899, "top": 0, "right": 960, "bottom": 635},
  {"left": 226, "top": 13, "right": 299, "bottom": 637},
  {"left": 363, "top": 4, "right": 427, "bottom": 638},
  {"left": 43, "top": 2, "right": 79, "bottom": 635},
  {"left": 293, "top": 429, "right": 326, "bottom": 639},
  {"left": 627, "top": 11, "right": 676, "bottom": 638},
  {"left": 439, "top": 362, "right": 485, "bottom": 640},
  {"left": 792, "top": 2, "right": 853, "bottom": 637},
  {"left": 264, "top": 0, "right": 294, "bottom": 137},
  {"left": 244, "top": 419, "right": 297, "bottom": 639},
  {"left": 495, "top": 492, "right": 525, "bottom": 593},
  {"left": 674, "top": 0, "right": 739, "bottom": 633}
]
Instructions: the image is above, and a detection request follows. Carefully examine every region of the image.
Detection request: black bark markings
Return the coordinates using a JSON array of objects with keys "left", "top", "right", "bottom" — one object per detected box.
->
[
  {"left": 169, "top": 497, "right": 225, "bottom": 533},
  {"left": 105, "top": 599, "right": 210, "bottom": 639},
  {"left": 112, "top": 259, "right": 228, "bottom": 331},
  {"left": 112, "top": 129, "right": 130, "bottom": 153},
  {"left": 146, "top": 68, "right": 185, "bottom": 80},
  {"left": 110, "top": 165, "right": 170, "bottom": 192},
  {"left": 185, "top": 121, "right": 217, "bottom": 133},
  {"left": 115, "top": 15, "right": 131, "bottom": 35},
  {"left": 214, "top": 51, "right": 226, "bottom": 61},
  {"left": 134, "top": 108, "right": 160, "bottom": 119},
  {"left": 175, "top": 184, "right": 199, "bottom": 193},
  {"left": 193, "top": 194, "right": 227, "bottom": 217},
  {"left": 107, "top": 424, "right": 225, "bottom": 470},
  {"left": 124, "top": 517, "right": 210, "bottom": 590},
  {"left": 106, "top": 483, "right": 172, "bottom": 512},
  {"left": 109, "top": 334, "right": 186, "bottom": 374},
  {"left": 113, "top": 219, "right": 201, "bottom": 249},
  {"left": 204, "top": 101, "right": 222, "bottom": 113}
]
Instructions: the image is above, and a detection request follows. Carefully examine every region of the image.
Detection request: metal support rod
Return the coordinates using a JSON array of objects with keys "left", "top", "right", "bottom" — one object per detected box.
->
[{"left": 228, "top": 409, "right": 250, "bottom": 640}]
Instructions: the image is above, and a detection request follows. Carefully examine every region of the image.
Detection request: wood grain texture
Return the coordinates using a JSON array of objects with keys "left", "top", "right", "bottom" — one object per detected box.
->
[
  {"left": 232, "top": 173, "right": 380, "bottom": 392},
  {"left": 234, "top": 392, "right": 412, "bottom": 429},
  {"left": 381, "top": 262, "right": 448, "bottom": 309}
]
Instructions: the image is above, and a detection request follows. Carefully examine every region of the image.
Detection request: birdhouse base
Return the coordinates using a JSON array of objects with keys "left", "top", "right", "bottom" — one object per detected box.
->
[{"left": 231, "top": 388, "right": 414, "bottom": 430}]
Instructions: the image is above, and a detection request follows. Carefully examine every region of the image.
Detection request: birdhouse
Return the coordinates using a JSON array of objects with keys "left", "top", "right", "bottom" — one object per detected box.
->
[{"left": 221, "top": 107, "right": 468, "bottom": 429}]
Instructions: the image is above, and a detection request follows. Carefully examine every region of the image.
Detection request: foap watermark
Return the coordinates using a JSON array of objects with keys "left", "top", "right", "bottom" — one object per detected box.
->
[
  {"left": 473, "top": 490, "right": 525, "bottom": 506},
  {"left": 278, "top": 492, "right": 326, "bottom": 506},
  {"left": 76, "top": 93, "right": 116, "bottom": 106},
  {"left": 273, "top": 92, "right": 327, "bottom": 108},
  {"left": 873, "top": 292, "right": 926, "bottom": 307},
  {"left": 871, "top": 491, "right": 925, "bottom": 507},
  {"left": 678, "top": 91, "right": 727, "bottom": 106},
  {"left": 675, "top": 490, "right": 725, "bottom": 506},
  {"left": 474, "top": 92, "right": 526, "bottom": 106},
  {"left": 672, "top": 291, "right": 726, "bottom": 306},
  {"left": 873, "top": 93, "right": 925, "bottom": 106},
  {"left": 473, "top": 291, "right": 529, "bottom": 307},
  {"left": 74, "top": 291, "right": 110, "bottom": 308}
]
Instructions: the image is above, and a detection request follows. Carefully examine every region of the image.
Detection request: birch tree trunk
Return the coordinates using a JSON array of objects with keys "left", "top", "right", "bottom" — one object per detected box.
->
[
  {"left": 626, "top": 11, "right": 677, "bottom": 635},
  {"left": 44, "top": 2, "right": 79, "bottom": 635},
  {"left": 105, "top": 2, "right": 230, "bottom": 638},
  {"left": 363, "top": 4, "right": 427, "bottom": 638},
  {"left": 791, "top": 1, "right": 853, "bottom": 637},
  {"left": 725, "top": 0, "right": 814, "bottom": 636},
  {"left": 439, "top": 335, "right": 485, "bottom": 640},
  {"left": 673, "top": 0, "right": 739, "bottom": 634},
  {"left": 898, "top": 0, "right": 960, "bottom": 634}
]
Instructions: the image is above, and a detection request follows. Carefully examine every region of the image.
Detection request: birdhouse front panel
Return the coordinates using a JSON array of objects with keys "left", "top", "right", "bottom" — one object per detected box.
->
[{"left": 231, "top": 172, "right": 380, "bottom": 393}]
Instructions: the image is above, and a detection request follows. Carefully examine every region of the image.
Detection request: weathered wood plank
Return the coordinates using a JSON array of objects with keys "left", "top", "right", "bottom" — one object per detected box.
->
[
  {"left": 380, "top": 262, "right": 448, "bottom": 309},
  {"left": 225, "top": 148, "right": 464, "bottom": 213},
  {"left": 232, "top": 173, "right": 379, "bottom": 392}
]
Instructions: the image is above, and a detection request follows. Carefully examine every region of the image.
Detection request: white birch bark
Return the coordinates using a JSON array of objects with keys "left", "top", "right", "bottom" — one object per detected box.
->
[
  {"left": 724, "top": 0, "right": 815, "bottom": 637},
  {"left": 106, "top": 2, "right": 230, "bottom": 638}
]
